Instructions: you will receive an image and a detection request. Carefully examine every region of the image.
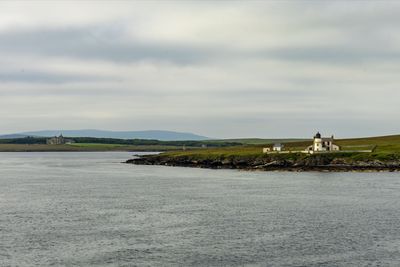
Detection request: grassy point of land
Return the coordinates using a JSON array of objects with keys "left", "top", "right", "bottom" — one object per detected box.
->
[{"left": 159, "top": 135, "right": 400, "bottom": 162}]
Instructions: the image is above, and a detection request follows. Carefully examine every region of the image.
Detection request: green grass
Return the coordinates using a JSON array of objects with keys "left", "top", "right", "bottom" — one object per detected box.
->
[
  {"left": 211, "top": 138, "right": 308, "bottom": 145},
  {"left": 0, "top": 143, "right": 182, "bottom": 152},
  {"left": 159, "top": 134, "right": 400, "bottom": 161},
  {"left": 335, "top": 135, "right": 400, "bottom": 153},
  {"left": 69, "top": 143, "right": 187, "bottom": 151},
  {"left": 2, "top": 135, "right": 400, "bottom": 158}
]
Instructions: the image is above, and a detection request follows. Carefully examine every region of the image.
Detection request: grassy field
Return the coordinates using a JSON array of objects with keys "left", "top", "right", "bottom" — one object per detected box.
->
[
  {"left": 0, "top": 143, "right": 182, "bottom": 152},
  {"left": 1, "top": 135, "right": 400, "bottom": 158},
  {"left": 212, "top": 138, "right": 308, "bottom": 145},
  {"left": 162, "top": 135, "right": 400, "bottom": 161}
]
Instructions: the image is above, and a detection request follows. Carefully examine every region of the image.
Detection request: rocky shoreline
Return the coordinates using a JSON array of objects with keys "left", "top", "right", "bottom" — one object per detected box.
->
[{"left": 126, "top": 154, "right": 400, "bottom": 172}]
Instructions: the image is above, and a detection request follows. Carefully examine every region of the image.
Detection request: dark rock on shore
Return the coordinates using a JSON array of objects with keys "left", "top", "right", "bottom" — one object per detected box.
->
[{"left": 126, "top": 153, "right": 400, "bottom": 172}]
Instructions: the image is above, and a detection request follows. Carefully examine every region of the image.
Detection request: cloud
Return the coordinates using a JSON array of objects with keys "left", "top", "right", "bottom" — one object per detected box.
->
[
  {"left": 0, "top": 26, "right": 211, "bottom": 64},
  {"left": 0, "top": 1, "right": 399, "bottom": 138},
  {"left": 0, "top": 70, "right": 115, "bottom": 84}
]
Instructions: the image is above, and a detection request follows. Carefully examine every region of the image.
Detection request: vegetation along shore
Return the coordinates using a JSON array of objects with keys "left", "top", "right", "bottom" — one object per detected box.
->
[
  {"left": 126, "top": 135, "right": 400, "bottom": 172},
  {"left": 0, "top": 137, "right": 240, "bottom": 152}
]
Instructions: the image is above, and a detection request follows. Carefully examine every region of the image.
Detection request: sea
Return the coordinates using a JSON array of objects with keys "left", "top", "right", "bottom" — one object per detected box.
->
[{"left": 1, "top": 152, "right": 400, "bottom": 266}]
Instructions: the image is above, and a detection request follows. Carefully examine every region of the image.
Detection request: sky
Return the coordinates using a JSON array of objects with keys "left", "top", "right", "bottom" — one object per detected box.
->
[{"left": 0, "top": 1, "right": 399, "bottom": 139}]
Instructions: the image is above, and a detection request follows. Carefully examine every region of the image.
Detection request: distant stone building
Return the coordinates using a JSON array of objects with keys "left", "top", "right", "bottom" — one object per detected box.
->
[
  {"left": 46, "top": 134, "right": 74, "bottom": 145},
  {"left": 306, "top": 132, "right": 340, "bottom": 153}
]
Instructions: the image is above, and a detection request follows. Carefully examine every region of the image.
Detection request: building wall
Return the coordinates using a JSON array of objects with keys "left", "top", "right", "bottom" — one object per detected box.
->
[
  {"left": 46, "top": 136, "right": 66, "bottom": 145},
  {"left": 332, "top": 144, "right": 340, "bottom": 151},
  {"left": 262, "top": 147, "right": 271, "bottom": 153},
  {"left": 313, "top": 138, "right": 322, "bottom": 151},
  {"left": 311, "top": 137, "right": 340, "bottom": 152}
]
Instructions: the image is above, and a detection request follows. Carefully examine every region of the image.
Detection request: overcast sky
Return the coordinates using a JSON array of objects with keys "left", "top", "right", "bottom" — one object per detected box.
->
[{"left": 0, "top": 1, "right": 399, "bottom": 138}]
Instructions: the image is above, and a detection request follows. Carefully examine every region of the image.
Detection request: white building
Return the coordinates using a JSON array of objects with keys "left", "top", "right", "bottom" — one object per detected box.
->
[
  {"left": 306, "top": 132, "right": 340, "bottom": 153},
  {"left": 273, "top": 143, "right": 283, "bottom": 152},
  {"left": 262, "top": 143, "right": 284, "bottom": 153}
]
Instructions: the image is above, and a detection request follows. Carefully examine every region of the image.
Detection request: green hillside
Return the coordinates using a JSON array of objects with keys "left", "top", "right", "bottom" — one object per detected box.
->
[
  {"left": 336, "top": 135, "right": 400, "bottom": 153},
  {"left": 0, "top": 144, "right": 181, "bottom": 152},
  {"left": 212, "top": 138, "right": 308, "bottom": 145},
  {"left": 162, "top": 134, "right": 400, "bottom": 160},
  {"left": 1, "top": 134, "right": 399, "bottom": 155},
  {"left": 279, "top": 135, "right": 400, "bottom": 153}
]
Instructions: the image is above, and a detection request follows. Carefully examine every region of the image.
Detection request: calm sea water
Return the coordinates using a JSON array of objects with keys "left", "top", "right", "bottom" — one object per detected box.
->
[{"left": 1, "top": 152, "right": 400, "bottom": 266}]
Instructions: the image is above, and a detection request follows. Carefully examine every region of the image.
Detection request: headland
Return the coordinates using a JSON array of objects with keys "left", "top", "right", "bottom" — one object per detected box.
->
[{"left": 126, "top": 134, "right": 400, "bottom": 172}]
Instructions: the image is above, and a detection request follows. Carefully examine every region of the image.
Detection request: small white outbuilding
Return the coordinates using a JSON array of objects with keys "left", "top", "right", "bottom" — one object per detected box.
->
[{"left": 273, "top": 143, "right": 283, "bottom": 152}]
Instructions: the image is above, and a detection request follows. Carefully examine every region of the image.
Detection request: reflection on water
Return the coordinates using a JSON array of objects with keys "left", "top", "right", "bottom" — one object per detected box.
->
[{"left": 1, "top": 152, "right": 400, "bottom": 266}]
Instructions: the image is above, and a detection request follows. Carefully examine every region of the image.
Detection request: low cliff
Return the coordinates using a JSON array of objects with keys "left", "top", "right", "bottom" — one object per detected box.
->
[{"left": 126, "top": 152, "right": 400, "bottom": 172}]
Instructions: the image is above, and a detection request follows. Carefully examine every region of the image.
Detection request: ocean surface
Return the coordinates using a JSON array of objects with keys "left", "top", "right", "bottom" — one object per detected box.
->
[{"left": 1, "top": 152, "right": 400, "bottom": 266}]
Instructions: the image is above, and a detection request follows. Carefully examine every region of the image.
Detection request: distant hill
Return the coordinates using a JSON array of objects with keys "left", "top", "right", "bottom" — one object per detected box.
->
[
  {"left": 0, "top": 129, "right": 209, "bottom": 141},
  {"left": 216, "top": 138, "right": 309, "bottom": 145},
  {"left": 0, "top": 134, "right": 30, "bottom": 139}
]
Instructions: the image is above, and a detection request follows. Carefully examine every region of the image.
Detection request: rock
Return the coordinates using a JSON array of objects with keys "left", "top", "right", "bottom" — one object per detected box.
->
[{"left": 125, "top": 153, "right": 400, "bottom": 172}]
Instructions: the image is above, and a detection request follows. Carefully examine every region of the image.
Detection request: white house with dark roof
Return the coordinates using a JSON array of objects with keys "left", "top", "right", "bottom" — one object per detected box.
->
[{"left": 273, "top": 143, "right": 284, "bottom": 152}]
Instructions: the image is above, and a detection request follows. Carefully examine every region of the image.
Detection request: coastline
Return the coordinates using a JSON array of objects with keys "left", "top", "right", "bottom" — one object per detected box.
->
[
  {"left": 126, "top": 153, "right": 400, "bottom": 172},
  {"left": 0, "top": 144, "right": 175, "bottom": 152}
]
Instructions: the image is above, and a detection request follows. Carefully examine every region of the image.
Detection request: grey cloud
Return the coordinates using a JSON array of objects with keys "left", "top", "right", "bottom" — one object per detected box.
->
[
  {"left": 0, "top": 26, "right": 210, "bottom": 64},
  {"left": 261, "top": 46, "right": 400, "bottom": 64},
  {"left": 1, "top": 2, "right": 400, "bottom": 138},
  {"left": 0, "top": 70, "right": 114, "bottom": 84},
  {"left": 1, "top": 23, "right": 398, "bottom": 67}
]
